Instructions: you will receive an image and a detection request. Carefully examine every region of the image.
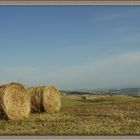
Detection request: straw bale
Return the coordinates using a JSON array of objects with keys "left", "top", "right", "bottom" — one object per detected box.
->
[
  {"left": 0, "top": 82, "right": 30, "bottom": 120},
  {"left": 43, "top": 85, "right": 61, "bottom": 113},
  {"left": 27, "top": 85, "right": 61, "bottom": 113}
]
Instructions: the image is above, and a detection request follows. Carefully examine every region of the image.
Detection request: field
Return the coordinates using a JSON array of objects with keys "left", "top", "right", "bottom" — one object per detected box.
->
[{"left": 0, "top": 94, "right": 140, "bottom": 135}]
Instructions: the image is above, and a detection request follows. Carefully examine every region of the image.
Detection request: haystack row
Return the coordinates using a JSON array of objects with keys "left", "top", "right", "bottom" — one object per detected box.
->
[{"left": 0, "top": 82, "right": 61, "bottom": 120}]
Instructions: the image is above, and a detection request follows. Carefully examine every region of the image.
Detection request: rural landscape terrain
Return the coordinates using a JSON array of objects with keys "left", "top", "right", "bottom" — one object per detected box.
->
[
  {"left": 0, "top": 87, "right": 140, "bottom": 135},
  {"left": 1, "top": 5, "right": 140, "bottom": 136}
]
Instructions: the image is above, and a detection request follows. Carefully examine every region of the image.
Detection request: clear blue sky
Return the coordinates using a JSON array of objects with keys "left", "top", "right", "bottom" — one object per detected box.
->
[{"left": 0, "top": 5, "right": 140, "bottom": 89}]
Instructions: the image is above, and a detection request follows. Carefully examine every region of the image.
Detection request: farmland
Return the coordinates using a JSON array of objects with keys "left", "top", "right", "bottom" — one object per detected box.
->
[{"left": 0, "top": 94, "right": 140, "bottom": 135}]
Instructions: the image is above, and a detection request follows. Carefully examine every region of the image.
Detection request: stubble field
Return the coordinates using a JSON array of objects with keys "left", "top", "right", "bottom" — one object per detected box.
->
[{"left": 0, "top": 94, "right": 140, "bottom": 135}]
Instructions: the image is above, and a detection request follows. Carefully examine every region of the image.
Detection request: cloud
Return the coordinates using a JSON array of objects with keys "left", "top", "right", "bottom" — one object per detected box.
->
[
  {"left": 118, "top": 52, "right": 140, "bottom": 62},
  {"left": 43, "top": 51, "right": 140, "bottom": 89},
  {"left": 0, "top": 52, "right": 140, "bottom": 89}
]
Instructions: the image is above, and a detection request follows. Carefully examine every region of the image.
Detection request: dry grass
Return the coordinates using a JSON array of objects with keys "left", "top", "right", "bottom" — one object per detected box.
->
[
  {"left": 64, "top": 94, "right": 109, "bottom": 101},
  {"left": 0, "top": 94, "right": 140, "bottom": 135},
  {"left": 62, "top": 94, "right": 81, "bottom": 100}
]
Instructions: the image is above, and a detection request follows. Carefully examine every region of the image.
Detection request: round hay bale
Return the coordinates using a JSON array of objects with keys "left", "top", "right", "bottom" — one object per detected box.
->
[
  {"left": 0, "top": 82, "right": 30, "bottom": 120},
  {"left": 43, "top": 85, "right": 61, "bottom": 113},
  {"left": 27, "top": 87, "right": 44, "bottom": 113},
  {"left": 81, "top": 95, "right": 87, "bottom": 101},
  {"left": 27, "top": 85, "right": 61, "bottom": 113}
]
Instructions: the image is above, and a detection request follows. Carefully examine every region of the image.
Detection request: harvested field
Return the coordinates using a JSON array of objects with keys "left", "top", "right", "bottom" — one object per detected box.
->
[{"left": 0, "top": 94, "right": 140, "bottom": 135}]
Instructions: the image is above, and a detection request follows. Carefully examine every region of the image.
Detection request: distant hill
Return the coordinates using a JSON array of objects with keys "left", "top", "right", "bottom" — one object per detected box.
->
[
  {"left": 60, "top": 88, "right": 140, "bottom": 96},
  {"left": 60, "top": 90, "right": 91, "bottom": 95},
  {"left": 107, "top": 88, "right": 140, "bottom": 95}
]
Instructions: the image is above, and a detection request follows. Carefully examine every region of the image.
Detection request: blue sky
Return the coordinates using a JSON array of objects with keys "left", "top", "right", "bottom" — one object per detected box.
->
[{"left": 0, "top": 5, "right": 140, "bottom": 89}]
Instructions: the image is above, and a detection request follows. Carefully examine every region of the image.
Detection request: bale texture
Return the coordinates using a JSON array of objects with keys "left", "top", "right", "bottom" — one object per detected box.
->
[
  {"left": 0, "top": 82, "right": 30, "bottom": 120},
  {"left": 43, "top": 85, "right": 61, "bottom": 113},
  {"left": 27, "top": 85, "right": 61, "bottom": 113},
  {"left": 27, "top": 87, "right": 44, "bottom": 113}
]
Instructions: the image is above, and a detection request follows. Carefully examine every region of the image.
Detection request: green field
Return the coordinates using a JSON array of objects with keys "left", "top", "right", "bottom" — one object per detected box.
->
[{"left": 0, "top": 94, "right": 140, "bottom": 135}]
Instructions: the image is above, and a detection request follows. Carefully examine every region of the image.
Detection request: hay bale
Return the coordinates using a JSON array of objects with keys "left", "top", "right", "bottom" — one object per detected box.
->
[
  {"left": 27, "top": 85, "right": 61, "bottom": 113},
  {"left": 27, "top": 87, "right": 44, "bottom": 113},
  {"left": 81, "top": 95, "right": 87, "bottom": 101},
  {"left": 0, "top": 82, "right": 30, "bottom": 120},
  {"left": 43, "top": 85, "right": 61, "bottom": 113}
]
